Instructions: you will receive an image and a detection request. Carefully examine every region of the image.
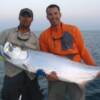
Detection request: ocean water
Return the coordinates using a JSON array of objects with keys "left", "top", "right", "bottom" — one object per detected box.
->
[
  {"left": 82, "top": 31, "right": 100, "bottom": 100},
  {"left": 0, "top": 31, "right": 100, "bottom": 100}
]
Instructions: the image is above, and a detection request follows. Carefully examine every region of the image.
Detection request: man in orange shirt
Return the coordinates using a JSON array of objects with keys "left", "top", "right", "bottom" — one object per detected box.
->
[{"left": 39, "top": 4, "right": 96, "bottom": 100}]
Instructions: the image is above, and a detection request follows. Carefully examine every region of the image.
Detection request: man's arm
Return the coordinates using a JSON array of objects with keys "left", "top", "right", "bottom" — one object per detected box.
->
[
  {"left": 39, "top": 33, "right": 59, "bottom": 80},
  {"left": 74, "top": 27, "right": 96, "bottom": 66},
  {"left": 0, "top": 30, "right": 8, "bottom": 45},
  {"left": 0, "top": 30, "right": 9, "bottom": 60},
  {"left": 39, "top": 32, "right": 49, "bottom": 52}
]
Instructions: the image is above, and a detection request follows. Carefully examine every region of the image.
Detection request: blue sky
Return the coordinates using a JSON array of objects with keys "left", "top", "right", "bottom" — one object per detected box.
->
[{"left": 0, "top": 0, "right": 100, "bottom": 31}]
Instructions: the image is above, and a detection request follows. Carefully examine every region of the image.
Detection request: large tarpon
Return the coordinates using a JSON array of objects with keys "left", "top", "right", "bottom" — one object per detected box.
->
[{"left": 0, "top": 42, "right": 100, "bottom": 85}]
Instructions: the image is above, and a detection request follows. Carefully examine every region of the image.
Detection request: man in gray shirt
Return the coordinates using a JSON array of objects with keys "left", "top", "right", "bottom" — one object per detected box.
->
[{"left": 0, "top": 8, "right": 42, "bottom": 100}]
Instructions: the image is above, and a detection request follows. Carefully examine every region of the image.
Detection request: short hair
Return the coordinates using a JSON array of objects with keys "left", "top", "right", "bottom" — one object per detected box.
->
[{"left": 46, "top": 4, "right": 60, "bottom": 13}]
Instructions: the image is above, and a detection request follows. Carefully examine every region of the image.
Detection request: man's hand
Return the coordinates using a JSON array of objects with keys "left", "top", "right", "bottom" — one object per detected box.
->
[
  {"left": 47, "top": 71, "right": 59, "bottom": 81},
  {"left": 97, "top": 72, "right": 100, "bottom": 77}
]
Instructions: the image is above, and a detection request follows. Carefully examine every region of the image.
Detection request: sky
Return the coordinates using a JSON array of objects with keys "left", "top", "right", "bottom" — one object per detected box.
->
[{"left": 0, "top": 0, "right": 100, "bottom": 31}]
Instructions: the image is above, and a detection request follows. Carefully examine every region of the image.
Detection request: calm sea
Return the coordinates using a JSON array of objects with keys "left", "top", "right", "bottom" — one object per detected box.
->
[{"left": 0, "top": 31, "right": 100, "bottom": 100}]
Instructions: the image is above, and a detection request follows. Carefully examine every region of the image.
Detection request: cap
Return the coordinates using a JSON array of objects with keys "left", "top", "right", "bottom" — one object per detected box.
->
[{"left": 19, "top": 8, "right": 33, "bottom": 17}]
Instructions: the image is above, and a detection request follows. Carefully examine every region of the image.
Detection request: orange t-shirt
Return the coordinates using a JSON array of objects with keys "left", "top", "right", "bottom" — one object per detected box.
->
[{"left": 39, "top": 23, "right": 96, "bottom": 66}]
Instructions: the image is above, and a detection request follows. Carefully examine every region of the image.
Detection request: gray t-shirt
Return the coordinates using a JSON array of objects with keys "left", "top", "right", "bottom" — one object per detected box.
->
[{"left": 0, "top": 27, "right": 39, "bottom": 79}]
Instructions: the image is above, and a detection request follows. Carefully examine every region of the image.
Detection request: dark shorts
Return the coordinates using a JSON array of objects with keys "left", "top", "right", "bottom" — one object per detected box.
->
[
  {"left": 1, "top": 71, "right": 42, "bottom": 100},
  {"left": 48, "top": 80, "right": 84, "bottom": 100}
]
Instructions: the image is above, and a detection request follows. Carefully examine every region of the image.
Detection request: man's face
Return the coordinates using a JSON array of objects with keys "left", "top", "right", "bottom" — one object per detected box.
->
[
  {"left": 19, "top": 16, "right": 33, "bottom": 28},
  {"left": 47, "top": 7, "right": 61, "bottom": 27}
]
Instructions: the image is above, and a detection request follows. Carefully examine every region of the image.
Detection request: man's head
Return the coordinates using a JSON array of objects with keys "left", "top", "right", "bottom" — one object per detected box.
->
[
  {"left": 46, "top": 4, "right": 61, "bottom": 27},
  {"left": 19, "top": 8, "right": 33, "bottom": 28}
]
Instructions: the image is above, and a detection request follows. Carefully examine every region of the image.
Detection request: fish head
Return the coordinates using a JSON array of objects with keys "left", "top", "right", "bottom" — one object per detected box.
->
[
  {"left": 3, "top": 42, "right": 28, "bottom": 60},
  {"left": 3, "top": 42, "right": 13, "bottom": 53}
]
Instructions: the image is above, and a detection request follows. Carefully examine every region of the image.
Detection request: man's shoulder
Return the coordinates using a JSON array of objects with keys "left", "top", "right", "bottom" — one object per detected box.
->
[
  {"left": 41, "top": 27, "right": 50, "bottom": 35},
  {"left": 62, "top": 23, "right": 80, "bottom": 34},
  {"left": 63, "top": 23, "right": 78, "bottom": 30},
  {"left": 41, "top": 27, "right": 50, "bottom": 33},
  {"left": 0, "top": 27, "right": 17, "bottom": 38},
  {"left": 1, "top": 27, "right": 17, "bottom": 33},
  {"left": 30, "top": 31, "right": 38, "bottom": 39}
]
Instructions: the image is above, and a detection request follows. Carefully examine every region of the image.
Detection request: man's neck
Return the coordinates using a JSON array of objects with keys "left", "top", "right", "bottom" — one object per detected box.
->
[
  {"left": 18, "top": 25, "right": 30, "bottom": 33},
  {"left": 51, "top": 23, "right": 61, "bottom": 32}
]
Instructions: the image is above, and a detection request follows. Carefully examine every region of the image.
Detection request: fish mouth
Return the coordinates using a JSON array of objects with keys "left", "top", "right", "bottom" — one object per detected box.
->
[{"left": 3, "top": 42, "right": 28, "bottom": 60}]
